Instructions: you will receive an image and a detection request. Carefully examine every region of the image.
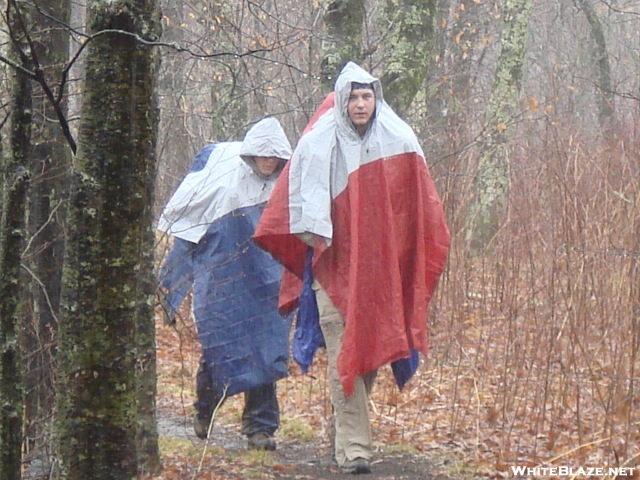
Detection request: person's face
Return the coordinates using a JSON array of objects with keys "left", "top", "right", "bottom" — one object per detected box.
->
[
  {"left": 255, "top": 156, "right": 280, "bottom": 176},
  {"left": 347, "top": 88, "right": 376, "bottom": 136}
]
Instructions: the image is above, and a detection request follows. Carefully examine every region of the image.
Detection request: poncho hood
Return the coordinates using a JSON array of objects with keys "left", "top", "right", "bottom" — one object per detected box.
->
[
  {"left": 278, "top": 62, "right": 424, "bottom": 243},
  {"left": 157, "top": 118, "right": 291, "bottom": 242},
  {"left": 240, "top": 117, "right": 292, "bottom": 179},
  {"left": 333, "top": 61, "right": 383, "bottom": 140}
]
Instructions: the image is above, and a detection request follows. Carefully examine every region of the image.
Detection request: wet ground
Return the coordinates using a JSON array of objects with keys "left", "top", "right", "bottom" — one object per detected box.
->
[{"left": 158, "top": 405, "right": 449, "bottom": 480}]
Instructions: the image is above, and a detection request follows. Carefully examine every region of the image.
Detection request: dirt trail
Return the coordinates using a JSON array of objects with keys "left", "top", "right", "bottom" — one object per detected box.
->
[{"left": 158, "top": 403, "right": 448, "bottom": 480}]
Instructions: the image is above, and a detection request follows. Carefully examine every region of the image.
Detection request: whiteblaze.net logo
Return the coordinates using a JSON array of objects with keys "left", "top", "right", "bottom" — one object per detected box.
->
[{"left": 510, "top": 465, "right": 636, "bottom": 477}]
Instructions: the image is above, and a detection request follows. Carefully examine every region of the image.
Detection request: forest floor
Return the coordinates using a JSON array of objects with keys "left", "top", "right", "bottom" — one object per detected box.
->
[
  {"left": 24, "top": 298, "right": 639, "bottom": 480},
  {"left": 155, "top": 399, "right": 451, "bottom": 479},
  {"left": 22, "top": 275, "right": 640, "bottom": 479},
  {"left": 150, "top": 304, "right": 483, "bottom": 480}
]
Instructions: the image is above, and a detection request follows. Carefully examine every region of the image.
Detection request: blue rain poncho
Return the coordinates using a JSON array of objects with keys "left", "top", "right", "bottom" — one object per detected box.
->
[{"left": 158, "top": 118, "right": 293, "bottom": 396}]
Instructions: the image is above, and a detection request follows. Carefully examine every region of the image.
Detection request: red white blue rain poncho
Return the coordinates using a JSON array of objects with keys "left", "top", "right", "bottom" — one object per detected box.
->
[
  {"left": 158, "top": 118, "right": 293, "bottom": 396},
  {"left": 255, "top": 63, "right": 450, "bottom": 396}
]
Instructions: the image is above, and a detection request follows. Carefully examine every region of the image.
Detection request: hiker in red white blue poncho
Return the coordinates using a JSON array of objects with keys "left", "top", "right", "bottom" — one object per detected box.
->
[
  {"left": 255, "top": 62, "right": 450, "bottom": 473},
  {"left": 157, "top": 118, "right": 293, "bottom": 451}
]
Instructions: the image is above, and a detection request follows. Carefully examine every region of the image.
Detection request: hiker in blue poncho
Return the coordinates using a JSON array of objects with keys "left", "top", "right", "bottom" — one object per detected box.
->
[{"left": 157, "top": 118, "right": 293, "bottom": 451}]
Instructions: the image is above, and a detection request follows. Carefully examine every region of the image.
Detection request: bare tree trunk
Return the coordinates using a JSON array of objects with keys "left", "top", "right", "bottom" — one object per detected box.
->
[
  {"left": 379, "top": 0, "right": 437, "bottom": 116},
  {"left": 321, "top": 0, "right": 365, "bottom": 90},
  {"left": 22, "top": 0, "right": 72, "bottom": 454},
  {"left": 577, "top": 0, "right": 614, "bottom": 126},
  {"left": 426, "top": 0, "right": 485, "bottom": 154},
  {"left": 56, "top": 0, "right": 161, "bottom": 477},
  {"left": 469, "top": 0, "right": 532, "bottom": 252},
  {"left": 0, "top": 4, "right": 33, "bottom": 479}
]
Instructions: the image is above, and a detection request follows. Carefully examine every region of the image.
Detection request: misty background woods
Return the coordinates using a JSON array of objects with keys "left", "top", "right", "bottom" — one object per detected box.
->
[{"left": 0, "top": 0, "right": 639, "bottom": 479}]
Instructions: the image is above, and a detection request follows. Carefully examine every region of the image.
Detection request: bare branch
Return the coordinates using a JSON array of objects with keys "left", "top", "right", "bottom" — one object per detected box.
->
[{"left": 597, "top": 0, "right": 640, "bottom": 16}]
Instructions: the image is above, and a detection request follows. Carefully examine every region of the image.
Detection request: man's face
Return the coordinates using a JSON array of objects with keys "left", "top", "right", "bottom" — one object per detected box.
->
[
  {"left": 347, "top": 88, "right": 376, "bottom": 136},
  {"left": 255, "top": 156, "right": 280, "bottom": 176}
]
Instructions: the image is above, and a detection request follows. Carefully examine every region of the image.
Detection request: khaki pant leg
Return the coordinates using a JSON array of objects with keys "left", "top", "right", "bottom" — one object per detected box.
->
[{"left": 314, "top": 281, "right": 373, "bottom": 465}]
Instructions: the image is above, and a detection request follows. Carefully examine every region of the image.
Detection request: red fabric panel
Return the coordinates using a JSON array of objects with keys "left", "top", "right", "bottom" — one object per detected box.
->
[
  {"left": 254, "top": 93, "right": 337, "bottom": 314},
  {"left": 302, "top": 92, "right": 335, "bottom": 134},
  {"left": 313, "top": 153, "right": 449, "bottom": 395}
]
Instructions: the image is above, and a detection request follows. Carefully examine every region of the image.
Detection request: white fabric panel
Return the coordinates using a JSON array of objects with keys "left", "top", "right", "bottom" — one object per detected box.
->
[
  {"left": 287, "top": 62, "right": 424, "bottom": 242},
  {"left": 158, "top": 118, "right": 292, "bottom": 242}
]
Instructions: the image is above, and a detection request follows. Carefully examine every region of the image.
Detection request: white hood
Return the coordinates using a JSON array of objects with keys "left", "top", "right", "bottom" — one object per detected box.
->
[
  {"left": 286, "top": 61, "right": 423, "bottom": 241},
  {"left": 240, "top": 117, "right": 292, "bottom": 179},
  {"left": 158, "top": 118, "right": 292, "bottom": 242}
]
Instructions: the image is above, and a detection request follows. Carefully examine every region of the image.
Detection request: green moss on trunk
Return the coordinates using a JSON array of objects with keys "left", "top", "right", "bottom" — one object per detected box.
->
[
  {"left": 0, "top": 21, "right": 33, "bottom": 478},
  {"left": 321, "top": 0, "right": 366, "bottom": 90},
  {"left": 56, "top": 1, "right": 161, "bottom": 478},
  {"left": 470, "top": 0, "right": 532, "bottom": 252},
  {"left": 23, "top": 0, "right": 72, "bottom": 446},
  {"left": 380, "top": 0, "right": 437, "bottom": 116}
]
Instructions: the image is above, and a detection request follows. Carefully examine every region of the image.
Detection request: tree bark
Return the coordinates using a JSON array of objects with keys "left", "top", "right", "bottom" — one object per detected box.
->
[
  {"left": 380, "top": 0, "right": 437, "bottom": 116},
  {"left": 469, "top": 0, "right": 532, "bottom": 251},
  {"left": 22, "top": 0, "right": 72, "bottom": 452},
  {"left": 0, "top": 4, "right": 33, "bottom": 479},
  {"left": 426, "top": 0, "right": 485, "bottom": 154},
  {"left": 321, "top": 0, "right": 365, "bottom": 90},
  {"left": 56, "top": 0, "right": 161, "bottom": 478},
  {"left": 577, "top": 0, "right": 614, "bottom": 126}
]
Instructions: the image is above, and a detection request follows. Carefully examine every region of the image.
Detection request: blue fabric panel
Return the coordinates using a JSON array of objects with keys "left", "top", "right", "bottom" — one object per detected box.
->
[
  {"left": 391, "top": 349, "right": 420, "bottom": 390},
  {"left": 159, "top": 237, "right": 197, "bottom": 322},
  {"left": 193, "top": 202, "right": 291, "bottom": 396},
  {"left": 293, "top": 249, "right": 324, "bottom": 373},
  {"left": 190, "top": 144, "right": 217, "bottom": 173}
]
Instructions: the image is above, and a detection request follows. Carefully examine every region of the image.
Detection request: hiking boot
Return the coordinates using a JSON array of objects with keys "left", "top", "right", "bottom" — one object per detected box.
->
[
  {"left": 340, "top": 457, "right": 372, "bottom": 474},
  {"left": 193, "top": 413, "right": 211, "bottom": 440},
  {"left": 247, "top": 432, "right": 276, "bottom": 451}
]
